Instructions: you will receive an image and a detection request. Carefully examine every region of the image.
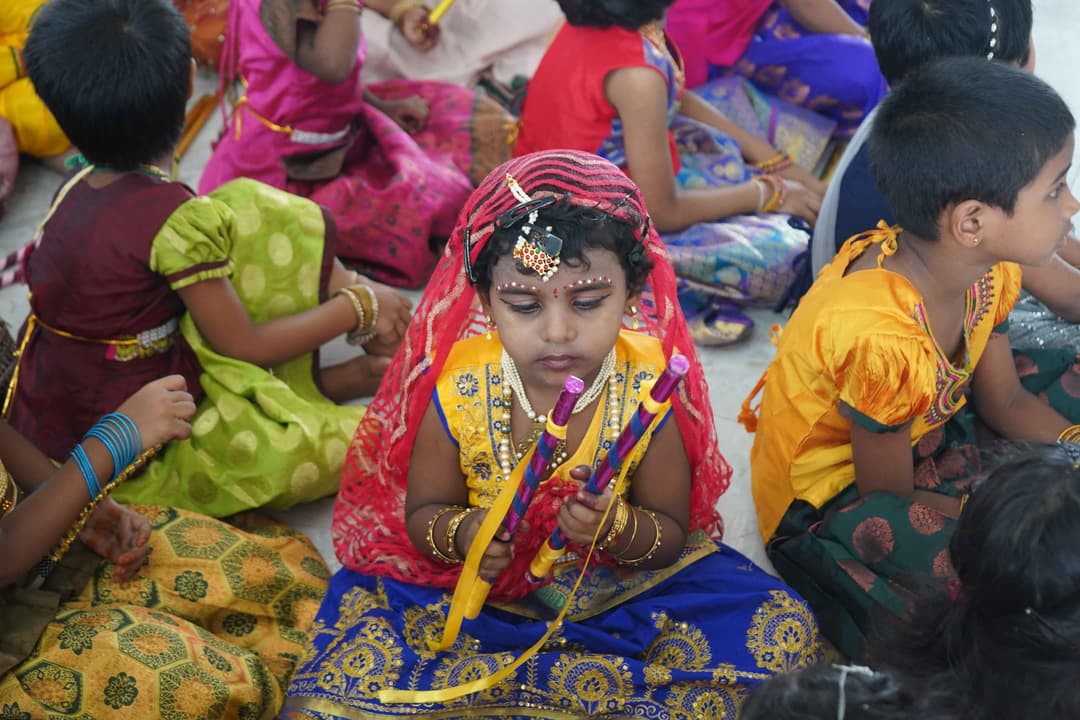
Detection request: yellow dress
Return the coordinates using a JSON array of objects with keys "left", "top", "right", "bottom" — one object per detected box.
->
[
  {"left": 747, "top": 230, "right": 1020, "bottom": 540},
  {"left": 0, "top": 0, "right": 69, "bottom": 158}
]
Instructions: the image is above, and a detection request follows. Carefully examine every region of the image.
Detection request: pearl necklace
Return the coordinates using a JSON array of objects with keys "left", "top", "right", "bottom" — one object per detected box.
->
[
  {"left": 500, "top": 349, "right": 616, "bottom": 423},
  {"left": 496, "top": 349, "right": 621, "bottom": 481}
]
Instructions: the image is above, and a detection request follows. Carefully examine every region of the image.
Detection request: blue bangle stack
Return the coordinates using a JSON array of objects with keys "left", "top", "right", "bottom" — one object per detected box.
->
[{"left": 71, "top": 413, "right": 142, "bottom": 500}]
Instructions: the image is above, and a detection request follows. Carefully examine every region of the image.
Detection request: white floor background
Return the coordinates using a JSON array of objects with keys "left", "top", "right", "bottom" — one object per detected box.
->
[{"left": 0, "top": 0, "right": 1077, "bottom": 574}]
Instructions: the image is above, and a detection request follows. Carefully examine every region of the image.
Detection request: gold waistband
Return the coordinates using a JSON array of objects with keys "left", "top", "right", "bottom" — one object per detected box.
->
[{"left": 1, "top": 307, "right": 181, "bottom": 417}]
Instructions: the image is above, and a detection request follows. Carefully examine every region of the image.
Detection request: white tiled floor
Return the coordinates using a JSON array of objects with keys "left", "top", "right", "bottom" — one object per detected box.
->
[{"left": 1, "top": 0, "right": 1077, "bottom": 574}]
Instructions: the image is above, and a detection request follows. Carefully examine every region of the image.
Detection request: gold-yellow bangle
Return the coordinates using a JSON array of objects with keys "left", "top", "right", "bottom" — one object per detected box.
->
[
  {"left": 445, "top": 507, "right": 483, "bottom": 562},
  {"left": 598, "top": 495, "right": 629, "bottom": 551},
  {"left": 1058, "top": 425, "right": 1080, "bottom": 444},
  {"left": 617, "top": 508, "right": 663, "bottom": 566},
  {"left": 426, "top": 505, "right": 462, "bottom": 563}
]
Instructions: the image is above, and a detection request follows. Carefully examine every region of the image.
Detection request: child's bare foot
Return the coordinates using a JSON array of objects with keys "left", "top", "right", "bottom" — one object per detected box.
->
[{"left": 321, "top": 355, "right": 392, "bottom": 402}]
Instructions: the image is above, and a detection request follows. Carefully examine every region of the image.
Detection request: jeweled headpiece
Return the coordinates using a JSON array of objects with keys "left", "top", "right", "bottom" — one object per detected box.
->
[{"left": 502, "top": 174, "right": 563, "bottom": 282}]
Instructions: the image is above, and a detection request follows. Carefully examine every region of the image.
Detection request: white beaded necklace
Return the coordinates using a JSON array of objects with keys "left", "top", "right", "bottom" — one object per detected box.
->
[{"left": 496, "top": 349, "right": 621, "bottom": 480}]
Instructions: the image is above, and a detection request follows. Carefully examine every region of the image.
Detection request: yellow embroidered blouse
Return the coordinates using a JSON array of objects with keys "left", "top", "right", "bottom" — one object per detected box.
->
[
  {"left": 435, "top": 330, "right": 670, "bottom": 509},
  {"left": 748, "top": 231, "right": 1021, "bottom": 539}
]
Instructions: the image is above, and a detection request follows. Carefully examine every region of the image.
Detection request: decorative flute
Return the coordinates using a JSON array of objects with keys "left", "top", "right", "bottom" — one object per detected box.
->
[
  {"left": 526, "top": 354, "right": 690, "bottom": 584},
  {"left": 463, "top": 375, "right": 584, "bottom": 619}
]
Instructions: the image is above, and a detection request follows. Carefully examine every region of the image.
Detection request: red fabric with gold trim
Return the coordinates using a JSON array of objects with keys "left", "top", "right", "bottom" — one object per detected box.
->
[{"left": 332, "top": 149, "right": 731, "bottom": 600}]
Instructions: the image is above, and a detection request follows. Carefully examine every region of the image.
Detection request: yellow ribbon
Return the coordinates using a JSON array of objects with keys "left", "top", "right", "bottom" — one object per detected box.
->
[
  {"left": 380, "top": 382, "right": 671, "bottom": 706},
  {"left": 380, "top": 457, "right": 638, "bottom": 705},
  {"left": 845, "top": 220, "right": 902, "bottom": 268}
]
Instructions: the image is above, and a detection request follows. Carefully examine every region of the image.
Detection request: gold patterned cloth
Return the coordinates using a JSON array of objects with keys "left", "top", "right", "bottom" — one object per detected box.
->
[
  {"left": 281, "top": 332, "right": 822, "bottom": 719},
  {"left": 0, "top": 506, "right": 329, "bottom": 719}
]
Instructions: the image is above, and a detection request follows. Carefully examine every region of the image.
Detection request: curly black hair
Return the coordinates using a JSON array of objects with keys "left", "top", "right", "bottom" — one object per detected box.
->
[
  {"left": 472, "top": 198, "right": 653, "bottom": 294},
  {"left": 556, "top": 0, "right": 675, "bottom": 30}
]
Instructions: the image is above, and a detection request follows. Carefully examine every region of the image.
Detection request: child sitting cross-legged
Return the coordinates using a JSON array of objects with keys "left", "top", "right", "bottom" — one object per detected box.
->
[
  {"left": 11, "top": 0, "right": 413, "bottom": 517},
  {"left": 742, "top": 56, "right": 1080, "bottom": 660}
]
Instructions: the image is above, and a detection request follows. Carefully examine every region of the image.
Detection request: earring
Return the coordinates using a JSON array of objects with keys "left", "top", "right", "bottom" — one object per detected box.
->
[
  {"left": 485, "top": 315, "right": 495, "bottom": 340},
  {"left": 972, "top": 237, "right": 982, "bottom": 246},
  {"left": 628, "top": 305, "right": 639, "bottom": 331}
]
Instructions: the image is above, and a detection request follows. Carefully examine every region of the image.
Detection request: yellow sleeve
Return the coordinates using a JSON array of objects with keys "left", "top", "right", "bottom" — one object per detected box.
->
[
  {"left": 992, "top": 262, "right": 1023, "bottom": 329},
  {"left": 832, "top": 322, "right": 938, "bottom": 432},
  {"left": 149, "top": 195, "right": 236, "bottom": 291}
]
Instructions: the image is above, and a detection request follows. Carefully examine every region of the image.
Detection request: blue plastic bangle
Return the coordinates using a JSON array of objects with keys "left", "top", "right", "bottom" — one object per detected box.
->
[
  {"left": 83, "top": 413, "right": 142, "bottom": 482},
  {"left": 70, "top": 444, "right": 102, "bottom": 499},
  {"left": 101, "top": 413, "right": 141, "bottom": 467},
  {"left": 84, "top": 425, "right": 122, "bottom": 481}
]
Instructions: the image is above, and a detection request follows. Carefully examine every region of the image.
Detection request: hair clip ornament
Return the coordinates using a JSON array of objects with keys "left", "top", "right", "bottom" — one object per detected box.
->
[{"left": 504, "top": 174, "right": 563, "bottom": 281}]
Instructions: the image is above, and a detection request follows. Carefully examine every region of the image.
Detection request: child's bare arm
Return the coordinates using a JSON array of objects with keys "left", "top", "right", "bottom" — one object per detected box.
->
[
  {"left": 972, "top": 332, "right": 1071, "bottom": 442},
  {"left": 178, "top": 278, "right": 358, "bottom": 367},
  {"left": 0, "top": 423, "right": 62, "bottom": 493},
  {"left": 1057, "top": 234, "right": 1080, "bottom": 266},
  {"left": 621, "top": 417, "right": 691, "bottom": 567},
  {"left": 1022, "top": 252, "right": 1080, "bottom": 323},
  {"left": 679, "top": 92, "right": 827, "bottom": 197},
  {"left": 606, "top": 67, "right": 758, "bottom": 232},
  {"left": 405, "top": 400, "right": 513, "bottom": 576},
  {"left": 848, "top": 418, "right": 961, "bottom": 517},
  {"left": 259, "top": 0, "right": 360, "bottom": 83},
  {"left": 560, "top": 416, "right": 691, "bottom": 570},
  {"left": 0, "top": 439, "right": 114, "bottom": 585},
  {"left": 607, "top": 67, "right": 820, "bottom": 230},
  {"left": 0, "top": 376, "right": 195, "bottom": 586}
]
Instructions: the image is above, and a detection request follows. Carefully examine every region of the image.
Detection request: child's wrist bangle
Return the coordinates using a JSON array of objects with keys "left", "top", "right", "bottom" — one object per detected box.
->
[
  {"left": 426, "top": 505, "right": 464, "bottom": 563},
  {"left": 751, "top": 179, "right": 768, "bottom": 213},
  {"left": 70, "top": 444, "right": 102, "bottom": 499},
  {"left": 446, "top": 507, "right": 483, "bottom": 562},
  {"left": 83, "top": 413, "right": 142, "bottom": 483},
  {"left": 1058, "top": 425, "right": 1080, "bottom": 444},
  {"left": 325, "top": 0, "right": 361, "bottom": 14}
]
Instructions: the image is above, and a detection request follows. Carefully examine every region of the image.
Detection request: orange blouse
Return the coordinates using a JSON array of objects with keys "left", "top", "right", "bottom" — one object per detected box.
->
[{"left": 745, "top": 227, "right": 1021, "bottom": 539}]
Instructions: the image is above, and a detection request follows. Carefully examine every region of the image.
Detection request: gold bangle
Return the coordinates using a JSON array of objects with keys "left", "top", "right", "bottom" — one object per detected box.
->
[
  {"left": 337, "top": 285, "right": 378, "bottom": 346},
  {"left": 445, "top": 506, "right": 484, "bottom": 562},
  {"left": 598, "top": 495, "right": 629, "bottom": 551},
  {"left": 0, "top": 468, "right": 20, "bottom": 518},
  {"left": 617, "top": 508, "right": 663, "bottom": 566},
  {"left": 355, "top": 284, "right": 380, "bottom": 345},
  {"left": 754, "top": 151, "right": 793, "bottom": 173},
  {"left": 334, "top": 286, "right": 366, "bottom": 334},
  {"left": 388, "top": 0, "right": 430, "bottom": 26},
  {"left": 610, "top": 502, "right": 639, "bottom": 556},
  {"left": 325, "top": 0, "right": 361, "bottom": 13},
  {"left": 1058, "top": 425, "right": 1080, "bottom": 444},
  {"left": 426, "top": 505, "right": 462, "bottom": 563},
  {"left": 958, "top": 493, "right": 971, "bottom": 513}
]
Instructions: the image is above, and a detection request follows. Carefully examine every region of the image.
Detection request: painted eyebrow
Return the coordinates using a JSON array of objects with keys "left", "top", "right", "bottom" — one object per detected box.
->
[
  {"left": 495, "top": 281, "right": 540, "bottom": 294},
  {"left": 1052, "top": 163, "right": 1073, "bottom": 184},
  {"left": 560, "top": 276, "right": 614, "bottom": 293}
]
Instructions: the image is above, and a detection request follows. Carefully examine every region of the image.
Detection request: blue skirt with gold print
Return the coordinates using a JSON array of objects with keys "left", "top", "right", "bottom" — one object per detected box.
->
[{"left": 282, "top": 537, "right": 822, "bottom": 719}]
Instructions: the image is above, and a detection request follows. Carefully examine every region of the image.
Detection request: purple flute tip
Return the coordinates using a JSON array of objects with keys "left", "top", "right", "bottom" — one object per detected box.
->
[
  {"left": 670, "top": 354, "right": 690, "bottom": 376},
  {"left": 564, "top": 375, "right": 585, "bottom": 393}
]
